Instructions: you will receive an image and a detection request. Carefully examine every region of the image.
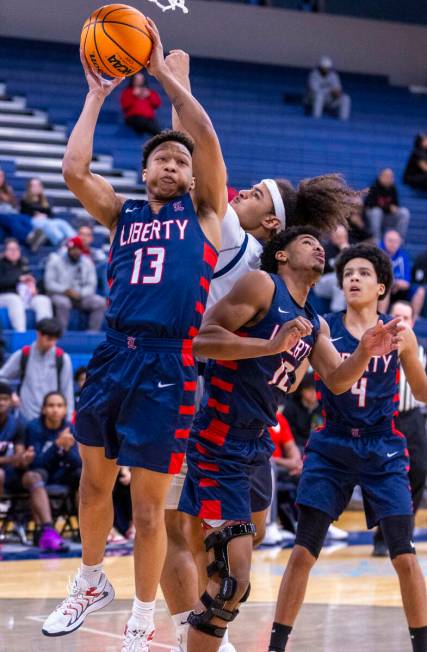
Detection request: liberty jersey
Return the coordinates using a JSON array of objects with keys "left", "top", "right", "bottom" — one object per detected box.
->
[
  {"left": 318, "top": 312, "right": 399, "bottom": 428},
  {"left": 198, "top": 273, "right": 320, "bottom": 433},
  {"left": 107, "top": 193, "right": 218, "bottom": 337}
]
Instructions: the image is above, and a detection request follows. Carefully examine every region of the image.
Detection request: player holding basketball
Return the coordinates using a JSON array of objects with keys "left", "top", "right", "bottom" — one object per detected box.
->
[
  {"left": 177, "top": 229, "right": 402, "bottom": 652},
  {"left": 160, "top": 51, "right": 359, "bottom": 652},
  {"left": 42, "top": 20, "right": 228, "bottom": 652},
  {"left": 268, "top": 244, "right": 427, "bottom": 652}
]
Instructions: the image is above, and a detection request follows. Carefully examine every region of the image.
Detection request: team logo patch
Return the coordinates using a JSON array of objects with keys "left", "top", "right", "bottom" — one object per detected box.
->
[
  {"left": 127, "top": 336, "right": 137, "bottom": 350},
  {"left": 173, "top": 200, "right": 185, "bottom": 212}
]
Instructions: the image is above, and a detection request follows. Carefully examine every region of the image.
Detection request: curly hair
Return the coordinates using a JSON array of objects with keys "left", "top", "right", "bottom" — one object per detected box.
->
[
  {"left": 260, "top": 226, "right": 322, "bottom": 274},
  {"left": 335, "top": 244, "right": 393, "bottom": 299},
  {"left": 274, "top": 174, "right": 360, "bottom": 234},
  {"left": 142, "top": 129, "right": 194, "bottom": 168}
]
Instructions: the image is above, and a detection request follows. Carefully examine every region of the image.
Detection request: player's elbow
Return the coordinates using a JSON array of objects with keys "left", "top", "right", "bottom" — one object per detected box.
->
[{"left": 62, "top": 157, "right": 89, "bottom": 184}]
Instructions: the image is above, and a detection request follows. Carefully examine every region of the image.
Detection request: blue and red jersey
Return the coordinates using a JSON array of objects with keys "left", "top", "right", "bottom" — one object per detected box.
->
[
  {"left": 195, "top": 273, "right": 320, "bottom": 439},
  {"left": 106, "top": 193, "right": 218, "bottom": 338},
  {"left": 317, "top": 311, "right": 400, "bottom": 429}
]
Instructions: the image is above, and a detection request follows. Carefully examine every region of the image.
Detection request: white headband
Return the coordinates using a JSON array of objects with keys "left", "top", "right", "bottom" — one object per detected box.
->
[{"left": 261, "top": 179, "right": 286, "bottom": 232}]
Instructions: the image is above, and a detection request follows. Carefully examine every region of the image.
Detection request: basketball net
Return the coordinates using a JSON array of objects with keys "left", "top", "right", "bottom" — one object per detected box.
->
[{"left": 146, "top": 0, "right": 189, "bottom": 13}]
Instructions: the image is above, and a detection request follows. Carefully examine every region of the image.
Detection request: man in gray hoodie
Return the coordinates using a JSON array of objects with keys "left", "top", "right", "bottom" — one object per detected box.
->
[
  {"left": 306, "top": 56, "right": 351, "bottom": 121},
  {"left": 44, "top": 236, "right": 106, "bottom": 332}
]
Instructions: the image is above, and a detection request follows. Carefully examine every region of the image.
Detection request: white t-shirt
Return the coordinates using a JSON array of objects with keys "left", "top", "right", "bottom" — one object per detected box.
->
[{"left": 207, "top": 204, "right": 262, "bottom": 310}]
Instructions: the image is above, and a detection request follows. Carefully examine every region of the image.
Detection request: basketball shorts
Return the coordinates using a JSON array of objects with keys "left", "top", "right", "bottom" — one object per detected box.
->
[
  {"left": 4, "top": 467, "right": 27, "bottom": 493},
  {"left": 296, "top": 421, "right": 413, "bottom": 529},
  {"left": 179, "top": 416, "right": 275, "bottom": 522},
  {"left": 76, "top": 328, "right": 197, "bottom": 474}
]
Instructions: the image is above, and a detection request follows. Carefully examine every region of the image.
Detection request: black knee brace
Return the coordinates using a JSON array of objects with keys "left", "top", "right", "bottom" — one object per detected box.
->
[
  {"left": 188, "top": 522, "right": 255, "bottom": 638},
  {"left": 380, "top": 515, "right": 416, "bottom": 559},
  {"left": 295, "top": 505, "right": 332, "bottom": 559}
]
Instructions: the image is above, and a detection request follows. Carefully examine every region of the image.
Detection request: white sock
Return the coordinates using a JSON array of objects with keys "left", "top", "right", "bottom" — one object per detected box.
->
[
  {"left": 128, "top": 597, "right": 156, "bottom": 630},
  {"left": 80, "top": 562, "right": 103, "bottom": 586},
  {"left": 220, "top": 628, "right": 230, "bottom": 645},
  {"left": 172, "top": 611, "right": 191, "bottom": 649}
]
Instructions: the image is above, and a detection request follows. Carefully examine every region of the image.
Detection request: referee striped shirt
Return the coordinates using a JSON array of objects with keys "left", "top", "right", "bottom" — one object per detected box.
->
[{"left": 398, "top": 344, "right": 427, "bottom": 412}]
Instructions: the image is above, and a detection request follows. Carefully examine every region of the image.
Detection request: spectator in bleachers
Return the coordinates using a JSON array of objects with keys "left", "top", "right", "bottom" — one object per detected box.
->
[
  {"left": 0, "top": 380, "right": 68, "bottom": 551},
  {"left": 20, "top": 178, "right": 76, "bottom": 248},
  {"left": 120, "top": 72, "right": 162, "bottom": 137},
  {"left": 0, "top": 239, "right": 52, "bottom": 331},
  {"left": 283, "top": 372, "right": 323, "bottom": 449},
  {"left": 74, "top": 365, "right": 87, "bottom": 407},
  {"left": 0, "top": 318, "right": 74, "bottom": 422},
  {"left": 0, "top": 167, "right": 18, "bottom": 212},
  {"left": 379, "top": 229, "right": 425, "bottom": 318},
  {"left": 26, "top": 391, "right": 81, "bottom": 496},
  {"left": 365, "top": 168, "right": 410, "bottom": 243},
  {"left": 404, "top": 133, "right": 427, "bottom": 192},
  {"left": 413, "top": 247, "right": 427, "bottom": 293},
  {"left": 348, "top": 202, "right": 373, "bottom": 244},
  {"left": 77, "top": 225, "right": 107, "bottom": 263},
  {"left": 313, "top": 225, "right": 348, "bottom": 312},
  {"left": 305, "top": 56, "right": 351, "bottom": 121},
  {"left": 44, "top": 236, "right": 107, "bottom": 332}
]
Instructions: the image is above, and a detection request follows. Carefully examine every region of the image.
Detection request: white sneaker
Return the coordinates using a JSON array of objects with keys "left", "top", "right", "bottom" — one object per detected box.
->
[
  {"left": 219, "top": 642, "right": 237, "bottom": 651},
  {"left": 121, "top": 623, "right": 155, "bottom": 651},
  {"left": 327, "top": 524, "right": 349, "bottom": 540},
  {"left": 42, "top": 570, "right": 115, "bottom": 636},
  {"left": 263, "top": 522, "right": 295, "bottom": 546}
]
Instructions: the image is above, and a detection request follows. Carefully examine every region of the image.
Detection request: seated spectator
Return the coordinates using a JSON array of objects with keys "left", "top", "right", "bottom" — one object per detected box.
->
[
  {"left": 0, "top": 381, "right": 68, "bottom": 551},
  {"left": 26, "top": 391, "right": 81, "bottom": 495},
  {"left": 404, "top": 133, "right": 427, "bottom": 192},
  {"left": 313, "top": 225, "right": 348, "bottom": 312},
  {"left": 365, "top": 168, "right": 410, "bottom": 243},
  {"left": 77, "top": 225, "right": 107, "bottom": 263},
  {"left": 0, "top": 318, "right": 74, "bottom": 422},
  {"left": 20, "top": 178, "right": 76, "bottom": 247},
  {"left": 120, "top": 72, "right": 162, "bottom": 137},
  {"left": 413, "top": 247, "right": 427, "bottom": 289},
  {"left": 44, "top": 236, "right": 107, "bottom": 332},
  {"left": 379, "top": 229, "right": 425, "bottom": 318},
  {"left": 74, "top": 365, "right": 87, "bottom": 406},
  {"left": 305, "top": 56, "right": 351, "bottom": 121},
  {"left": 0, "top": 167, "right": 18, "bottom": 212},
  {"left": 348, "top": 202, "right": 373, "bottom": 244},
  {"left": 0, "top": 239, "right": 52, "bottom": 331},
  {"left": 282, "top": 372, "right": 323, "bottom": 449}
]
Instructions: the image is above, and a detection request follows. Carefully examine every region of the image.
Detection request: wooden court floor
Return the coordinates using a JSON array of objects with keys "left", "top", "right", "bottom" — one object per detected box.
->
[{"left": 2, "top": 511, "right": 427, "bottom": 651}]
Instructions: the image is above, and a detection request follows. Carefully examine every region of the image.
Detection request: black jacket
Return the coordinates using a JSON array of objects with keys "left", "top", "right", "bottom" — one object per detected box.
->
[
  {"left": 0, "top": 256, "right": 30, "bottom": 294},
  {"left": 365, "top": 180, "right": 399, "bottom": 214}
]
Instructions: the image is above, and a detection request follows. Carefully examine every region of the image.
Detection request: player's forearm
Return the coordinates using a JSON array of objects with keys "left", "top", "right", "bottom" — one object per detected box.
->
[
  {"left": 63, "top": 91, "right": 104, "bottom": 178},
  {"left": 156, "top": 66, "right": 213, "bottom": 143},
  {"left": 193, "top": 325, "right": 273, "bottom": 360},
  {"left": 171, "top": 74, "right": 191, "bottom": 133},
  {"left": 324, "top": 344, "right": 371, "bottom": 394}
]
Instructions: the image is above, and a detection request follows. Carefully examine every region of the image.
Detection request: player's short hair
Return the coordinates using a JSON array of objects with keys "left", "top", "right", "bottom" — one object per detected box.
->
[
  {"left": 142, "top": 130, "right": 194, "bottom": 168},
  {"left": 335, "top": 244, "right": 393, "bottom": 299},
  {"left": 260, "top": 226, "right": 321, "bottom": 274},
  {"left": 274, "top": 174, "right": 359, "bottom": 234}
]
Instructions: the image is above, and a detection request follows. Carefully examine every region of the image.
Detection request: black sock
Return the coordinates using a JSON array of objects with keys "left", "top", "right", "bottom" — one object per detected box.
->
[
  {"left": 268, "top": 622, "right": 292, "bottom": 651},
  {"left": 410, "top": 626, "right": 427, "bottom": 652}
]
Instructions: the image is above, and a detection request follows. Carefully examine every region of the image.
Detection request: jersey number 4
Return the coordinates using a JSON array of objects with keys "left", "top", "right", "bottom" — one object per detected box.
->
[
  {"left": 351, "top": 377, "right": 367, "bottom": 407},
  {"left": 130, "top": 247, "right": 165, "bottom": 285}
]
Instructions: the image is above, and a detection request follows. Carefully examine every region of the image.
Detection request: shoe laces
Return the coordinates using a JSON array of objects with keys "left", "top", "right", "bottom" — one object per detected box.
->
[
  {"left": 55, "top": 574, "right": 91, "bottom": 616},
  {"left": 123, "top": 626, "right": 153, "bottom": 651}
]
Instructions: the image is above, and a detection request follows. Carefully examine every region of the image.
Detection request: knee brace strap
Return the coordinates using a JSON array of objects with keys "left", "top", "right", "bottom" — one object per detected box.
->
[{"left": 188, "top": 590, "right": 239, "bottom": 638}]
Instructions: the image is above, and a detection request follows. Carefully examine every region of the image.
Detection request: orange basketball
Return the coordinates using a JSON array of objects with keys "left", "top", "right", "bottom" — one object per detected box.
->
[{"left": 80, "top": 4, "right": 153, "bottom": 78}]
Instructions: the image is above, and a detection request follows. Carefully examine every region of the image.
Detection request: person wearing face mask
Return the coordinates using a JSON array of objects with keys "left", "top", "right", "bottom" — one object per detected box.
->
[
  {"left": 305, "top": 56, "right": 351, "bottom": 121},
  {"left": 44, "top": 236, "right": 106, "bottom": 332}
]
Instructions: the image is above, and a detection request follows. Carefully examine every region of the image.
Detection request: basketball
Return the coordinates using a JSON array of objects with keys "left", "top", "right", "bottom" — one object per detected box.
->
[{"left": 80, "top": 4, "right": 153, "bottom": 77}]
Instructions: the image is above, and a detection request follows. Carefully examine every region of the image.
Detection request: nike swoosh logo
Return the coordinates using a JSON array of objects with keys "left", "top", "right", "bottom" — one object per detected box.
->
[
  {"left": 387, "top": 451, "right": 399, "bottom": 458},
  {"left": 158, "top": 382, "right": 175, "bottom": 389},
  {"left": 331, "top": 337, "right": 343, "bottom": 343},
  {"left": 125, "top": 207, "right": 140, "bottom": 213},
  {"left": 278, "top": 308, "right": 290, "bottom": 314}
]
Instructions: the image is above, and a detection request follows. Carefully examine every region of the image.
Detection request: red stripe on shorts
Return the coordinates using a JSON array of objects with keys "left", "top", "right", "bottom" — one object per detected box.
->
[
  {"left": 175, "top": 429, "right": 190, "bottom": 439},
  {"left": 188, "top": 326, "right": 199, "bottom": 339},
  {"left": 184, "top": 381, "right": 197, "bottom": 391},
  {"left": 197, "top": 461, "right": 220, "bottom": 472},
  {"left": 179, "top": 405, "right": 196, "bottom": 416},
  {"left": 207, "top": 398, "right": 230, "bottom": 414},
  {"left": 217, "top": 360, "right": 238, "bottom": 370},
  {"left": 199, "top": 499, "right": 222, "bottom": 519},
  {"left": 211, "top": 376, "right": 233, "bottom": 392},
  {"left": 168, "top": 452, "right": 185, "bottom": 474},
  {"left": 199, "top": 478, "right": 219, "bottom": 488},
  {"left": 181, "top": 339, "right": 195, "bottom": 367}
]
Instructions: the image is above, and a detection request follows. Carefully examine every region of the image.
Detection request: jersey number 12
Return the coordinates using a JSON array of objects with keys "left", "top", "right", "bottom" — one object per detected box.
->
[{"left": 130, "top": 247, "right": 165, "bottom": 285}]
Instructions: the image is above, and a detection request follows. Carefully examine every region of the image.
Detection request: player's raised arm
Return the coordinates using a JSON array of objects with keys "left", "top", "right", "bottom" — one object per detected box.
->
[
  {"left": 146, "top": 20, "right": 228, "bottom": 223},
  {"left": 193, "top": 271, "right": 312, "bottom": 360},
  {"left": 399, "top": 324, "right": 427, "bottom": 403},
  {"left": 62, "top": 52, "right": 126, "bottom": 229},
  {"left": 310, "top": 316, "right": 404, "bottom": 394}
]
